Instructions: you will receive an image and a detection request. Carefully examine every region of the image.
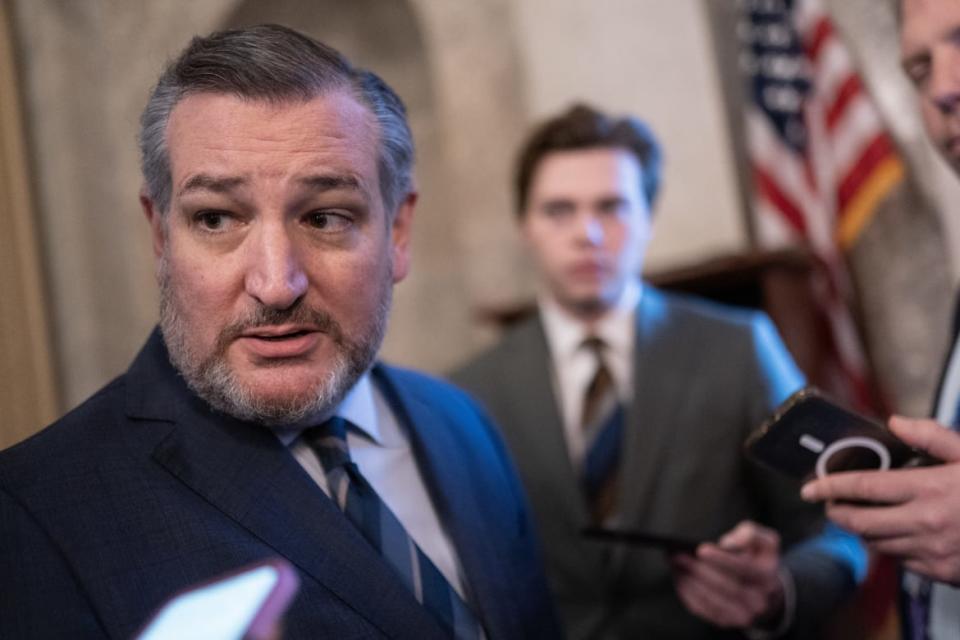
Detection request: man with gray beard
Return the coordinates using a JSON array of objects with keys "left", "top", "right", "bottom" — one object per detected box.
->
[{"left": 0, "top": 25, "right": 559, "bottom": 640}]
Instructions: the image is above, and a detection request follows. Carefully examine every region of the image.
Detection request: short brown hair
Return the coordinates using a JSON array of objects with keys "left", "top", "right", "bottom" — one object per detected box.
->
[{"left": 514, "top": 103, "right": 663, "bottom": 216}]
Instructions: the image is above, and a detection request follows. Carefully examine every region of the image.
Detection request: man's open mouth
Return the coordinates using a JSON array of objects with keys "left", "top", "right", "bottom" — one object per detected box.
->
[
  {"left": 237, "top": 327, "right": 322, "bottom": 360},
  {"left": 255, "top": 330, "right": 313, "bottom": 341}
]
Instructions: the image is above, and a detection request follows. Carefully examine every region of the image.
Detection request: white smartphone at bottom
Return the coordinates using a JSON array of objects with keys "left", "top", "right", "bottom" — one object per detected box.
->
[{"left": 135, "top": 557, "right": 300, "bottom": 640}]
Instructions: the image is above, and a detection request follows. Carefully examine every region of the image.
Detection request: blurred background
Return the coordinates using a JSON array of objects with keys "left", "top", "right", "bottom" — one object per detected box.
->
[{"left": 3, "top": 0, "right": 960, "bottom": 453}]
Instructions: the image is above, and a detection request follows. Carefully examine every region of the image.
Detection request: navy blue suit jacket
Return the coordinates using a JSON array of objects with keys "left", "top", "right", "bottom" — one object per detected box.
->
[{"left": 0, "top": 330, "right": 560, "bottom": 639}]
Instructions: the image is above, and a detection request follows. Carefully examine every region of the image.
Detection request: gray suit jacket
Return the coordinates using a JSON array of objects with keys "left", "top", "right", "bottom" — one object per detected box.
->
[{"left": 452, "top": 287, "right": 865, "bottom": 639}]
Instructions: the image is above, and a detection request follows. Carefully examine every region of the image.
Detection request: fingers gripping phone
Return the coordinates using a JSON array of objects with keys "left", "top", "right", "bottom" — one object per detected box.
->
[
  {"left": 135, "top": 558, "right": 300, "bottom": 640},
  {"left": 745, "top": 387, "right": 933, "bottom": 482}
]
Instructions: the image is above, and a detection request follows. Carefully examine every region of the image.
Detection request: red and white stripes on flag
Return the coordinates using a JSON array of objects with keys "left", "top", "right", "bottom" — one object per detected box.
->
[{"left": 741, "top": 0, "right": 904, "bottom": 409}]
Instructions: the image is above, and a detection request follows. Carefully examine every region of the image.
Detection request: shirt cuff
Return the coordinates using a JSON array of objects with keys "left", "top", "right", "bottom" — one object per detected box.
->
[{"left": 745, "top": 566, "right": 796, "bottom": 640}]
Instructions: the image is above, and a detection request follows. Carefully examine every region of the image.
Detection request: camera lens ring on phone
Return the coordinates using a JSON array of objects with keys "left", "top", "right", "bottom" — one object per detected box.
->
[{"left": 814, "top": 436, "right": 891, "bottom": 478}]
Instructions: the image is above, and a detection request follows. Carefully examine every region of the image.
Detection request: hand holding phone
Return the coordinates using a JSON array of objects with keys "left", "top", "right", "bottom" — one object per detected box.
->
[
  {"left": 671, "top": 520, "right": 784, "bottom": 630},
  {"left": 744, "top": 387, "right": 935, "bottom": 482},
  {"left": 798, "top": 416, "right": 960, "bottom": 583},
  {"left": 135, "top": 558, "right": 299, "bottom": 640}
]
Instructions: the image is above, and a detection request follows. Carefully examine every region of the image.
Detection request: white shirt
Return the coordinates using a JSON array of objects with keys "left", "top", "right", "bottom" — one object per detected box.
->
[
  {"left": 538, "top": 278, "right": 639, "bottom": 467},
  {"left": 277, "top": 373, "right": 469, "bottom": 600},
  {"left": 925, "top": 329, "right": 960, "bottom": 639}
]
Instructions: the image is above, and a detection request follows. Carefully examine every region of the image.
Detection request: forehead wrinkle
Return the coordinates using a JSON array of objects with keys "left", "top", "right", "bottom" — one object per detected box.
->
[{"left": 167, "top": 93, "right": 383, "bottom": 206}]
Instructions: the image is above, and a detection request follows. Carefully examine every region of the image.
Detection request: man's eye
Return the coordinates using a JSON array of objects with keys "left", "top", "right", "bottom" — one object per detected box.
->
[
  {"left": 905, "top": 61, "right": 930, "bottom": 89},
  {"left": 542, "top": 203, "right": 574, "bottom": 218},
  {"left": 598, "top": 200, "right": 628, "bottom": 216},
  {"left": 195, "top": 211, "right": 232, "bottom": 231},
  {"left": 306, "top": 211, "right": 352, "bottom": 231}
]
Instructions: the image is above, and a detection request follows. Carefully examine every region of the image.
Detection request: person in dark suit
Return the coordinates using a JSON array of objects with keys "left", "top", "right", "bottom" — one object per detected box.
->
[
  {"left": 802, "top": 1, "right": 960, "bottom": 637},
  {"left": 0, "top": 25, "right": 560, "bottom": 639},
  {"left": 451, "top": 104, "right": 866, "bottom": 638}
]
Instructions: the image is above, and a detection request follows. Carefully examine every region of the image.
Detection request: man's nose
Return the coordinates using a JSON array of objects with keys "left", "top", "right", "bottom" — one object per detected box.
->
[
  {"left": 576, "top": 214, "right": 604, "bottom": 246},
  {"left": 930, "top": 47, "right": 960, "bottom": 115},
  {"left": 244, "top": 222, "right": 308, "bottom": 309}
]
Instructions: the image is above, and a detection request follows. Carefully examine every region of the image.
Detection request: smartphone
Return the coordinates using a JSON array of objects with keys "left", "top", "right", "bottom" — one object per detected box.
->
[
  {"left": 582, "top": 526, "right": 701, "bottom": 553},
  {"left": 135, "top": 557, "right": 300, "bottom": 640},
  {"left": 744, "top": 386, "right": 933, "bottom": 482}
]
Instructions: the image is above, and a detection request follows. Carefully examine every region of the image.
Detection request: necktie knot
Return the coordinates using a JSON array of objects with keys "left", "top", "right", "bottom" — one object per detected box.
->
[
  {"left": 582, "top": 334, "right": 606, "bottom": 355},
  {"left": 579, "top": 334, "right": 623, "bottom": 524},
  {"left": 581, "top": 336, "right": 615, "bottom": 432},
  {"left": 304, "top": 416, "right": 352, "bottom": 472}
]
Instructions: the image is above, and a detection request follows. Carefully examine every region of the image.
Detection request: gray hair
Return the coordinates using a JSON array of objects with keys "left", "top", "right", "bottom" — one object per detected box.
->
[{"left": 139, "top": 24, "right": 414, "bottom": 216}]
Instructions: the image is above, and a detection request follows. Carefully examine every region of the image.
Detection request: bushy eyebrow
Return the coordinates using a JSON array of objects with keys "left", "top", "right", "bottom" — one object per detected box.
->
[
  {"left": 177, "top": 174, "right": 247, "bottom": 197},
  {"left": 596, "top": 195, "right": 629, "bottom": 206},
  {"left": 176, "top": 173, "right": 362, "bottom": 198},
  {"left": 900, "top": 52, "right": 927, "bottom": 69},
  {"left": 297, "top": 174, "right": 361, "bottom": 192}
]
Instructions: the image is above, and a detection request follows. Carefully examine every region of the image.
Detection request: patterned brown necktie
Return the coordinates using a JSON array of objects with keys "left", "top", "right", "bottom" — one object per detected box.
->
[
  {"left": 580, "top": 336, "right": 624, "bottom": 523},
  {"left": 581, "top": 336, "right": 616, "bottom": 432}
]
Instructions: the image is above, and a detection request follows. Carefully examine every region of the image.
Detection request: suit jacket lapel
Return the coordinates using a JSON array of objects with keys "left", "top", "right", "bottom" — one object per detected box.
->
[
  {"left": 127, "top": 331, "right": 444, "bottom": 640},
  {"left": 930, "top": 290, "right": 960, "bottom": 415},
  {"left": 474, "top": 317, "right": 611, "bottom": 589},
  {"left": 615, "top": 288, "right": 683, "bottom": 528},
  {"left": 372, "top": 364, "right": 522, "bottom": 638},
  {"left": 505, "top": 318, "right": 590, "bottom": 528}
]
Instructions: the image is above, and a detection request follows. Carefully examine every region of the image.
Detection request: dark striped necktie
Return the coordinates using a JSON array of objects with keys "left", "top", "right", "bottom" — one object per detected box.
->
[
  {"left": 580, "top": 336, "right": 624, "bottom": 524},
  {"left": 304, "top": 417, "right": 482, "bottom": 639}
]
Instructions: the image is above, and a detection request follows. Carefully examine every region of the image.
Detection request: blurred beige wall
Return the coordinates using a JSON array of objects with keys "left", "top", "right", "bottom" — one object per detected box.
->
[
  {"left": 0, "top": 0, "right": 57, "bottom": 448},
  {"left": 5, "top": 0, "right": 957, "bottom": 440},
  {"left": 516, "top": 0, "right": 747, "bottom": 268}
]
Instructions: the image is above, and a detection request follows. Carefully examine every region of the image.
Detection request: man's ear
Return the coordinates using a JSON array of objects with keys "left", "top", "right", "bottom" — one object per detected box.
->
[
  {"left": 390, "top": 191, "right": 417, "bottom": 284},
  {"left": 140, "top": 190, "right": 166, "bottom": 259}
]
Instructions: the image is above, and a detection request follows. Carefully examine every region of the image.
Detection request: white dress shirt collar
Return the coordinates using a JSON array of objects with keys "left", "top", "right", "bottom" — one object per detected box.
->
[
  {"left": 333, "top": 372, "right": 393, "bottom": 446},
  {"left": 538, "top": 278, "right": 640, "bottom": 465},
  {"left": 275, "top": 371, "right": 391, "bottom": 447},
  {"left": 539, "top": 277, "right": 640, "bottom": 386}
]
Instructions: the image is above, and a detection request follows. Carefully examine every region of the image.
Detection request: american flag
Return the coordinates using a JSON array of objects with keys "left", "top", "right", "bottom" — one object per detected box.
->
[{"left": 739, "top": 0, "right": 904, "bottom": 411}]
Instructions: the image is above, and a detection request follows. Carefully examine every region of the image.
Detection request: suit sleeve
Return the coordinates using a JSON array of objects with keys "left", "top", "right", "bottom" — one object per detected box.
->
[
  {"left": 0, "top": 486, "right": 107, "bottom": 638},
  {"left": 744, "top": 313, "right": 868, "bottom": 636}
]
